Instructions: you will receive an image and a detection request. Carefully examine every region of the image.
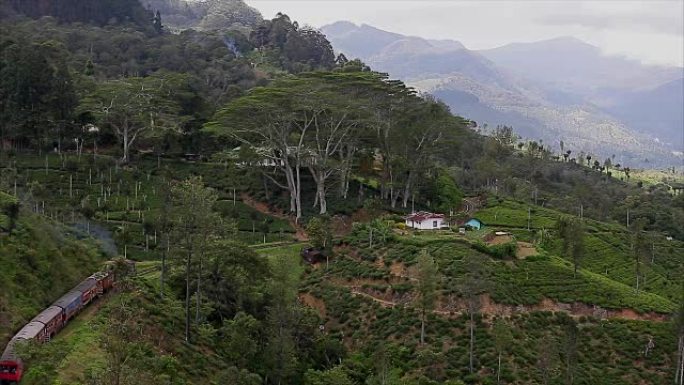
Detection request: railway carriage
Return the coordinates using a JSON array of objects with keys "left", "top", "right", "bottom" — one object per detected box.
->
[
  {"left": 92, "top": 271, "right": 113, "bottom": 294},
  {"left": 0, "top": 340, "right": 22, "bottom": 384},
  {"left": 0, "top": 322, "right": 44, "bottom": 384},
  {"left": 1, "top": 267, "right": 117, "bottom": 383},
  {"left": 31, "top": 306, "right": 64, "bottom": 342},
  {"left": 74, "top": 277, "right": 98, "bottom": 306},
  {"left": 53, "top": 290, "right": 83, "bottom": 323}
]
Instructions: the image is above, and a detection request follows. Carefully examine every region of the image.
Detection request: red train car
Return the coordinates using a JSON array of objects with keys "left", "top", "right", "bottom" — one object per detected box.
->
[
  {"left": 91, "top": 271, "right": 113, "bottom": 295},
  {"left": 74, "top": 278, "right": 98, "bottom": 306},
  {"left": 0, "top": 321, "right": 44, "bottom": 384},
  {"left": 0, "top": 340, "right": 22, "bottom": 384},
  {"left": 1, "top": 268, "right": 118, "bottom": 384},
  {"left": 31, "top": 306, "right": 64, "bottom": 342}
]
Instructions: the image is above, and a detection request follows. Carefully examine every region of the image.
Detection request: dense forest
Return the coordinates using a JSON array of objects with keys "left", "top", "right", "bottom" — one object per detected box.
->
[{"left": 1, "top": 1, "right": 683, "bottom": 384}]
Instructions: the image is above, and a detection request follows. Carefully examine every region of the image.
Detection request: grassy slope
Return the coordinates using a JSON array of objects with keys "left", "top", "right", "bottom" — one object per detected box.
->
[
  {"left": 0, "top": 154, "right": 297, "bottom": 261},
  {"left": 0, "top": 211, "right": 105, "bottom": 347},
  {"left": 296, "top": 235, "right": 679, "bottom": 384},
  {"left": 476, "top": 199, "right": 683, "bottom": 302}
]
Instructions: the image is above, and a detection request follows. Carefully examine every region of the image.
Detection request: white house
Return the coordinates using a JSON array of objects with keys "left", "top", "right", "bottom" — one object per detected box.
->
[{"left": 405, "top": 211, "right": 447, "bottom": 230}]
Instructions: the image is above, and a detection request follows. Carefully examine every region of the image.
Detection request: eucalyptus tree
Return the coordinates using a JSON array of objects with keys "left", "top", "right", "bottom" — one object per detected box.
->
[
  {"left": 169, "top": 176, "right": 220, "bottom": 342},
  {"left": 459, "top": 254, "right": 489, "bottom": 374},
  {"left": 397, "top": 98, "right": 453, "bottom": 209},
  {"left": 78, "top": 74, "right": 183, "bottom": 163},
  {"left": 415, "top": 250, "right": 438, "bottom": 346},
  {"left": 207, "top": 71, "right": 380, "bottom": 218}
]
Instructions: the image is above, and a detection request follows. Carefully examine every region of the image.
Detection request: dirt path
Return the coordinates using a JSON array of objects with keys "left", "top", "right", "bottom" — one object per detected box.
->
[
  {"left": 344, "top": 290, "right": 669, "bottom": 322},
  {"left": 241, "top": 194, "right": 308, "bottom": 241},
  {"left": 461, "top": 197, "right": 479, "bottom": 216}
]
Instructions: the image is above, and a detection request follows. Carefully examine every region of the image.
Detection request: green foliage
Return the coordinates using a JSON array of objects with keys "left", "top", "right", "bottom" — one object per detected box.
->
[
  {"left": 306, "top": 216, "right": 332, "bottom": 250},
  {"left": 0, "top": 213, "right": 104, "bottom": 346},
  {"left": 473, "top": 241, "right": 517, "bottom": 259},
  {"left": 304, "top": 366, "right": 354, "bottom": 385},
  {"left": 431, "top": 170, "right": 463, "bottom": 214}
]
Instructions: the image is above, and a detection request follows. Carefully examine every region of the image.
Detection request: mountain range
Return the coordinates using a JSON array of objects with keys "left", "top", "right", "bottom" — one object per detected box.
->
[{"left": 321, "top": 21, "right": 683, "bottom": 166}]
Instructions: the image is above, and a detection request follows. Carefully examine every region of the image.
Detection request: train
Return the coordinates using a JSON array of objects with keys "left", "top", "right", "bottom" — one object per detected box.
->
[{"left": 0, "top": 270, "right": 114, "bottom": 384}]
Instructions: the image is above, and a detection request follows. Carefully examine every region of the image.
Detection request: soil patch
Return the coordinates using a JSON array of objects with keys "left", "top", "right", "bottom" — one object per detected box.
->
[
  {"left": 487, "top": 234, "right": 513, "bottom": 245},
  {"left": 516, "top": 242, "right": 539, "bottom": 259},
  {"left": 299, "top": 293, "right": 327, "bottom": 318},
  {"left": 345, "top": 289, "right": 669, "bottom": 322},
  {"left": 241, "top": 194, "right": 308, "bottom": 241}
]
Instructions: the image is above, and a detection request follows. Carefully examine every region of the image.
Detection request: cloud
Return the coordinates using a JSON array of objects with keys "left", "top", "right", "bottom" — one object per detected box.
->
[
  {"left": 536, "top": 2, "right": 683, "bottom": 36},
  {"left": 245, "top": 0, "right": 684, "bottom": 66}
]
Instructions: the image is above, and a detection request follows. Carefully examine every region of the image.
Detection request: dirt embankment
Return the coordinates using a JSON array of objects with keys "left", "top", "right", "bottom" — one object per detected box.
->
[{"left": 240, "top": 194, "right": 308, "bottom": 241}]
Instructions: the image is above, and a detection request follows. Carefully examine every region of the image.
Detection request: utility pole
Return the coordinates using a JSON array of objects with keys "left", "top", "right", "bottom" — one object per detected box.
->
[
  {"left": 527, "top": 207, "right": 531, "bottom": 231},
  {"left": 627, "top": 209, "right": 630, "bottom": 227}
]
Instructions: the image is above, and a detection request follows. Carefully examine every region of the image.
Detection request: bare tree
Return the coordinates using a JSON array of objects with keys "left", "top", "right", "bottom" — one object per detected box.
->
[
  {"left": 537, "top": 333, "right": 558, "bottom": 385},
  {"left": 459, "top": 254, "right": 489, "bottom": 374},
  {"left": 415, "top": 250, "right": 438, "bottom": 346}
]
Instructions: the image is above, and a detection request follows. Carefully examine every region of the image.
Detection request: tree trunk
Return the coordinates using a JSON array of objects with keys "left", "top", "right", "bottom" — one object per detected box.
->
[
  {"left": 497, "top": 352, "right": 502, "bottom": 385},
  {"left": 122, "top": 127, "right": 129, "bottom": 163},
  {"left": 316, "top": 176, "right": 327, "bottom": 215},
  {"left": 160, "top": 233, "right": 168, "bottom": 299},
  {"left": 196, "top": 248, "right": 204, "bottom": 324},
  {"left": 295, "top": 162, "right": 302, "bottom": 222},
  {"left": 469, "top": 312, "right": 475, "bottom": 374},
  {"left": 283, "top": 164, "right": 297, "bottom": 214},
  {"left": 402, "top": 170, "right": 414, "bottom": 208},
  {"left": 676, "top": 335, "right": 683, "bottom": 385},
  {"left": 420, "top": 310, "right": 425, "bottom": 345},
  {"left": 184, "top": 249, "right": 192, "bottom": 343}
]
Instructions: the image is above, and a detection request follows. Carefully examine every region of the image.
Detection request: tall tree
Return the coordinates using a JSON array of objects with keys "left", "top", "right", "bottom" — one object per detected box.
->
[
  {"left": 415, "top": 250, "right": 438, "bottom": 346},
  {"left": 557, "top": 216, "right": 584, "bottom": 278},
  {"left": 675, "top": 296, "right": 684, "bottom": 385},
  {"left": 100, "top": 293, "right": 143, "bottom": 385},
  {"left": 207, "top": 71, "right": 379, "bottom": 218},
  {"left": 170, "top": 176, "right": 219, "bottom": 343},
  {"left": 459, "top": 254, "right": 488, "bottom": 374},
  {"left": 631, "top": 217, "right": 650, "bottom": 294},
  {"left": 561, "top": 320, "right": 579, "bottom": 385},
  {"left": 264, "top": 255, "right": 300, "bottom": 384},
  {"left": 493, "top": 318, "right": 513, "bottom": 385},
  {"left": 397, "top": 99, "right": 451, "bottom": 209},
  {"left": 537, "top": 333, "right": 558, "bottom": 385},
  {"left": 78, "top": 75, "right": 181, "bottom": 163}
]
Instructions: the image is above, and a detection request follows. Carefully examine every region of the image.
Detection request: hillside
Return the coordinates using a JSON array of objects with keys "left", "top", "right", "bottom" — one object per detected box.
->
[
  {"left": 0, "top": 203, "right": 107, "bottom": 349},
  {"left": 605, "top": 78, "right": 684, "bottom": 149},
  {"left": 320, "top": 22, "right": 683, "bottom": 167},
  {"left": 0, "top": 5, "right": 683, "bottom": 385},
  {"left": 140, "top": 0, "right": 263, "bottom": 32}
]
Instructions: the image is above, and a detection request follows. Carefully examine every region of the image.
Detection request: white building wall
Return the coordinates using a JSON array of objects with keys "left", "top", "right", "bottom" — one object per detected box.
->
[{"left": 406, "top": 218, "right": 444, "bottom": 230}]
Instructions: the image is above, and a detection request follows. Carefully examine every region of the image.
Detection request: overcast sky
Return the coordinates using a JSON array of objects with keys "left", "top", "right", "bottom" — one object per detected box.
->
[{"left": 245, "top": 0, "right": 684, "bottom": 67}]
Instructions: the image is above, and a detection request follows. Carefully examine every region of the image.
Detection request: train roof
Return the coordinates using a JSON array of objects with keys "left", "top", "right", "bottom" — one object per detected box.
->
[
  {"left": 1, "top": 339, "right": 18, "bottom": 362},
  {"left": 32, "top": 306, "right": 62, "bottom": 325},
  {"left": 53, "top": 290, "right": 82, "bottom": 308},
  {"left": 74, "top": 277, "right": 97, "bottom": 292},
  {"left": 14, "top": 321, "right": 44, "bottom": 341}
]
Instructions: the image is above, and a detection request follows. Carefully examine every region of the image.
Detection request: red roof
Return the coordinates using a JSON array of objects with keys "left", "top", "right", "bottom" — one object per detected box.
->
[{"left": 405, "top": 211, "right": 444, "bottom": 222}]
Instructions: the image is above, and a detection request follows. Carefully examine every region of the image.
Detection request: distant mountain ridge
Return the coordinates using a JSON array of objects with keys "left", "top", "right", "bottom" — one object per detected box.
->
[{"left": 321, "top": 21, "right": 683, "bottom": 166}]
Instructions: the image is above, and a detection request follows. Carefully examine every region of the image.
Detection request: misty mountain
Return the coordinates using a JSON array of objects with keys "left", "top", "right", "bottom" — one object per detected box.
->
[
  {"left": 321, "top": 21, "right": 682, "bottom": 166},
  {"left": 606, "top": 78, "right": 684, "bottom": 148},
  {"left": 141, "top": 0, "right": 262, "bottom": 32},
  {"left": 479, "top": 37, "right": 682, "bottom": 103}
]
